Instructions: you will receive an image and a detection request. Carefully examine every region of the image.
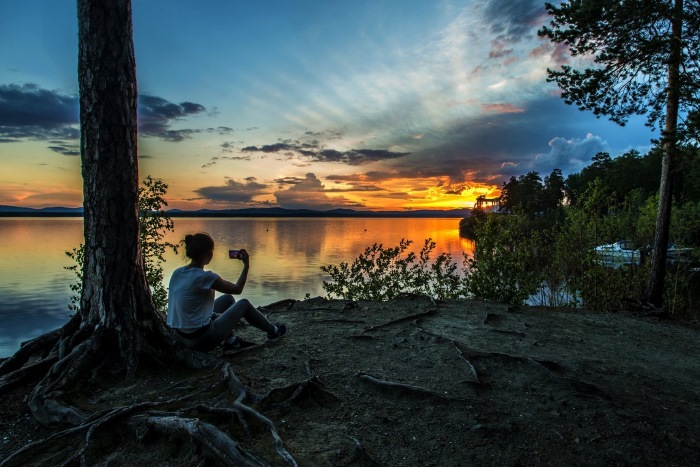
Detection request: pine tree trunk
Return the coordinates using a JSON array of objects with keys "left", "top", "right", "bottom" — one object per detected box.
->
[
  {"left": 644, "top": 0, "right": 684, "bottom": 307},
  {"left": 77, "top": 0, "right": 154, "bottom": 374}
]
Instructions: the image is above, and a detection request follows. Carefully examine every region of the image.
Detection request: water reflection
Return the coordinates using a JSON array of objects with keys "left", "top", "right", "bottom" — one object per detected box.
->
[
  {"left": 0, "top": 218, "right": 82, "bottom": 358},
  {"left": 161, "top": 218, "right": 473, "bottom": 307},
  {"left": 0, "top": 217, "right": 471, "bottom": 357}
]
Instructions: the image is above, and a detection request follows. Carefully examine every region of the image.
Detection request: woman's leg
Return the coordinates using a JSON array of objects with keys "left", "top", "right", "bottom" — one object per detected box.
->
[
  {"left": 215, "top": 299, "right": 274, "bottom": 332},
  {"left": 195, "top": 299, "right": 273, "bottom": 351},
  {"left": 212, "top": 294, "right": 234, "bottom": 320}
]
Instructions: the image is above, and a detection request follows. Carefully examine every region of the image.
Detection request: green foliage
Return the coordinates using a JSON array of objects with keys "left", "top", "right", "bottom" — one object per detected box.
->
[
  {"left": 459, "top": 206, "right": 486, "bottom": 239},
  {"left": 138, "top": 176, "right": 179, "bottom": 311},
  {"left": 66, "top": 176, "right": 178, "bottom": 313},
  {"left": 547, "top": 181, "right": 648, "bottom": 310},
  {"left": 320, "top": 239, "right": 467, "bottom": 301},
  {"left": 458, "top": 144, "right": 700, "bottom": 315},
  {"left": 578, "top": 263, "right": 645, "bottom": 312},
  {"left": 499, "top": 169, "right": 565, "bottom": 219},
  {"left": 566, "top": 150, "right": 662, "bottom": 207},
  {"left": 465, "top": 214, "right": 543, "bottom": 306},
  {"left": 539, "top": 0, "right": 699, "bottom": 135},
  {"left": 672, "top": 200, "right": 700, "bottom": 247},
  {"left": 64, "top": 244, "right": 84, "bottom": 313}
]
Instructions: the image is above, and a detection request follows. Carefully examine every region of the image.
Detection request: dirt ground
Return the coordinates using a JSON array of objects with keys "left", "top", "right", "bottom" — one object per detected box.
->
[{"left": 1, "top": 296, "right": 699, "bottom": 466}]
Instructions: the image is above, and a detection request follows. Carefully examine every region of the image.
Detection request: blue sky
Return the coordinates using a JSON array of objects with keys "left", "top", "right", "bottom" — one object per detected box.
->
[{"left": 0, "top": 0, "right": 656, "bottom": 210}]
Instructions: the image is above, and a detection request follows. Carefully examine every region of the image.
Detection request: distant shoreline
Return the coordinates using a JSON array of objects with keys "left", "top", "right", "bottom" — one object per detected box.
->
[
  {"left": 0, "top": 207, "right": 471, "bottom": 219},
  {"left": 0, "top": 212, "right": 469, "bottom": 219}
]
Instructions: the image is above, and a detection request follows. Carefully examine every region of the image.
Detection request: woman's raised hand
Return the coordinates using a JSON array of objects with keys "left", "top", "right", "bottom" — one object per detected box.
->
[{"left": 238, "top": 248, "right": 250, "bottom": 266}]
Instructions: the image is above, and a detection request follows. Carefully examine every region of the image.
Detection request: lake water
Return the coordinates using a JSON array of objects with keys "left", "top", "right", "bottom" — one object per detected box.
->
[{"left": 0, "top": 217, "right": 472, "bottom": 357}]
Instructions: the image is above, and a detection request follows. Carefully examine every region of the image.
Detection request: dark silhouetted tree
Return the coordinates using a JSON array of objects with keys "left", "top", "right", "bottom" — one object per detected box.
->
[{"left": 540, "top": 0, "right": 700, "bottom": 307}]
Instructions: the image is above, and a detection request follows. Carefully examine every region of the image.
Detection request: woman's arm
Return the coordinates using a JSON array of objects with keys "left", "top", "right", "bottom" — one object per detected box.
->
[{"left": 211, "top": 249, "right": 250, "bottom": 294}]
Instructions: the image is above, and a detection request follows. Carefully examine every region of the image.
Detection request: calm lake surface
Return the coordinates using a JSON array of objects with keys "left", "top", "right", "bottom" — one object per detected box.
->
[{"left": 0, "top": 217, "right": 472, "bottom": 357}]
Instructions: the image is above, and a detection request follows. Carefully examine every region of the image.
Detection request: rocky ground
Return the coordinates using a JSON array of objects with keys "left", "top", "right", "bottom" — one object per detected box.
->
[{"left": 1, "top": 296, "right": 699, "bottom": 466}]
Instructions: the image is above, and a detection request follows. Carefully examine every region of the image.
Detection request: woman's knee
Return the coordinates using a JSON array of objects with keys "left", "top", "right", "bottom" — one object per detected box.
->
[
  {"left": 237, "top": 298, "right": 251, "bottom": 307},
  {"left": 214, "top": 294, "right": 235, "bottom": 313},
  {"left": 219, "top": 294, "right": 235, "bottom": 305}
]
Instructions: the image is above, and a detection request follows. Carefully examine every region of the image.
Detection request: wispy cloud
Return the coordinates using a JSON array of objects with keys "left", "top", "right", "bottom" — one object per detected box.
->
[
  {"left": 240, "top": 129, "right": 409, "bottom": 166},
  {"left": 138, "top": 95, "right": 206, "bottom": 141},
  {"left": 47, "top": 144, "right": 80, "bottom": 156},
  {"left": 482, "top": 0, "right": 548, "bottom": 43}
]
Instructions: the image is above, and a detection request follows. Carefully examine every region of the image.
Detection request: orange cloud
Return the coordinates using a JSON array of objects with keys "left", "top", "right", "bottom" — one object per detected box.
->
[{"left": 481, "top": 103, "right": 525, "bottom": 114}]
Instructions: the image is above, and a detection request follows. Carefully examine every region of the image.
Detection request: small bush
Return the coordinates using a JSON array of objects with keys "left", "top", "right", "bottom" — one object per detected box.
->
[
  {"left": 320, "top": 238, "right": 467, "bottom": 301},
  {"left": 464, "top": 213, "right": 543, "bottom": 306}
]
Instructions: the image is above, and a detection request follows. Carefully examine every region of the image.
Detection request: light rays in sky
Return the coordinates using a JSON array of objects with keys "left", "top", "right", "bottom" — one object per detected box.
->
[{"left": 0, "top": 0, "right": 655, "bottom": 210}]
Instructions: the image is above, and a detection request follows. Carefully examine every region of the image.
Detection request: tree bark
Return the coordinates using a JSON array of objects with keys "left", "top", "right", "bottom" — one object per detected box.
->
[
  {"left": 77, "top": 0, "right": 155, "bottom": 375},
  {"left": 644, "top": 0, "right": 684, "bottom": 307}
]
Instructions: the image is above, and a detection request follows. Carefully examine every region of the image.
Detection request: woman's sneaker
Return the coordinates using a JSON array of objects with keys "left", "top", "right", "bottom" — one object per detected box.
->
[
  {"left": 222, "top": 336, "right": 256, "bottom": 352},
  {"left": 267, "top": 323, "right": 287, "bottom": 341}
]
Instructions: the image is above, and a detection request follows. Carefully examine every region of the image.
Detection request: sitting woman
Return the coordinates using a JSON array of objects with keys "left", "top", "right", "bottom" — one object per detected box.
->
[{"left": 167, "top": 232, "right": 286, "bottom": 352}]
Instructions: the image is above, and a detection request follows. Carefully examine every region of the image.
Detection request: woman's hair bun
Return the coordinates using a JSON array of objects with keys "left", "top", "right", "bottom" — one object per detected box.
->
[{"left": 184, "top": 233, "right": 214, "bottom": 260}]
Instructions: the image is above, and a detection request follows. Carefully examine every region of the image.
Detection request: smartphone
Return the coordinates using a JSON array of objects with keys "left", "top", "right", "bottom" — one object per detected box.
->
[{"left": 228, "top": 249, "right": 241, "bottom": 259}]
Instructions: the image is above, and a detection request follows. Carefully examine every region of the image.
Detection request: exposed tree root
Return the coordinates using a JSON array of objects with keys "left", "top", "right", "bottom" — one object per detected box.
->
[
  {"left": 258, "top": 298, "right": 297, "bottom": 313},
  {"left": 3, "top": 402, "right": 264, "bottom": 466},
  {"left": 356, "top": 372, "right": 468, "bottom": 402},
  {"left": 257, "top": 376, "right": 339, "bottom": 409},
  {"left": 394, "top": 292, "right": 437, "bottom": 306},
  {"left": 172, "top": 404, "right": 250, "bottom": 435},
  {"left": 1, "top": 398, "right": 173, "bottom": 466},
  {"left": 132, "top": 415, "right": 268, "bottom": 467},
  {"left": 562, "top": 377, "right": 613, "bottom": 400},
  {"left": 483, "top": 312, "right": 502, "bottom": 325},
  {"left": 346, "top": 334, "right": 378, "bottom": 340},
  {"left": 220, "top": 364, "right": 298, "bottom": 466},
  {"left": 0, "top": 314, "right": 79, "bottom": 378},
  {"left": 1, "top": 309, "right": 300, "bottom": 465},
  {"left": 288, "top": 297, "right": 358, "bottom": 312},
  {"left": 3, "top": 361, "right": 298, "bottom": 466},
  {"left": 303, "top": 358, "right": 322, "bottom": 377},
  {"left": 451, "top": 341, "right": 481, "bottom": 384},
  {"left": 489, "top": 329, "right": 527, "bottom": 338},
  {"left": 232, "top": 402, "right": 297, "bottom": 466},
  {"left": 362, "top": 307, "right": 437, "bottom": 333},
  {"left": 451, "top": 343, "right": 613, "bottom": 401},
  {"left": 0, "top": 355, "right": 58, "bottom": 394},
  {"left": 0, "top": 333, "right": 58, "bottom": 377},
  {"left": 314, "top": 319, "right": 367, "bottom": 324},
  {"left": 414, "top": 327, "right": 482, "bottom": 386},
  {"left": 160, "top": 374, "right": 217, "bottom": 393},
  {"left": 346, "top": 436, "right": 381, "bottom": 466}
]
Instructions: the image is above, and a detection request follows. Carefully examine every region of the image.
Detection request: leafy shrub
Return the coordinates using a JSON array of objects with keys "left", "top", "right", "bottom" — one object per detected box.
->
[
  {"left": 66, "top": 176, "right": 178, "bottom": 313},
  {"left": 464, "top": 213, "right": 543, "bottom": 306},
  {"left": 320, "top": 238, "right": 467, "bottom": 301}
]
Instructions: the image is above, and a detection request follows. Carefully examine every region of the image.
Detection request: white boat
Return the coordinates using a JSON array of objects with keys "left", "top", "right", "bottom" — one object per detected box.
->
[
  {"left": 666, "top": 243, "right": 695, "bottom": 268},
  {"left": 594, "top": 240, "right": 640, "bottom": 268}
]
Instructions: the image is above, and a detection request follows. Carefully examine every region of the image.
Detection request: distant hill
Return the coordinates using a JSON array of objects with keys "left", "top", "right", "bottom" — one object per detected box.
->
[
  {"left": 0, "top": 205, "right": 84, "bottom": 216},
  {"left": 0, "top": 205, "right": 471, "bottom": 218},
  {"left": 165, "top": 207, "right": 471, "bottom": 218}
]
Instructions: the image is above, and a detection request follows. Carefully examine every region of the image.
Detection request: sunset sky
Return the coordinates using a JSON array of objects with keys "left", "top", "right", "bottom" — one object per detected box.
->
[{"left": 0, "top": 0, "right": 656, "bottom": 211}]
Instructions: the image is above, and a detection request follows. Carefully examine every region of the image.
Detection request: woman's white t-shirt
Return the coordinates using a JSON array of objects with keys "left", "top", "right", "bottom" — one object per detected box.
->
[{"left": 166, "top": 266, "right": 220, "bottom": 329}]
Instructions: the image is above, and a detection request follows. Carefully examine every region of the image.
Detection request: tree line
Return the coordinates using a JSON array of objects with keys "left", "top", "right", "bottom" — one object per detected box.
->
[{"left": 459, "top": 145, "right": 700, "bottom": 316}]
